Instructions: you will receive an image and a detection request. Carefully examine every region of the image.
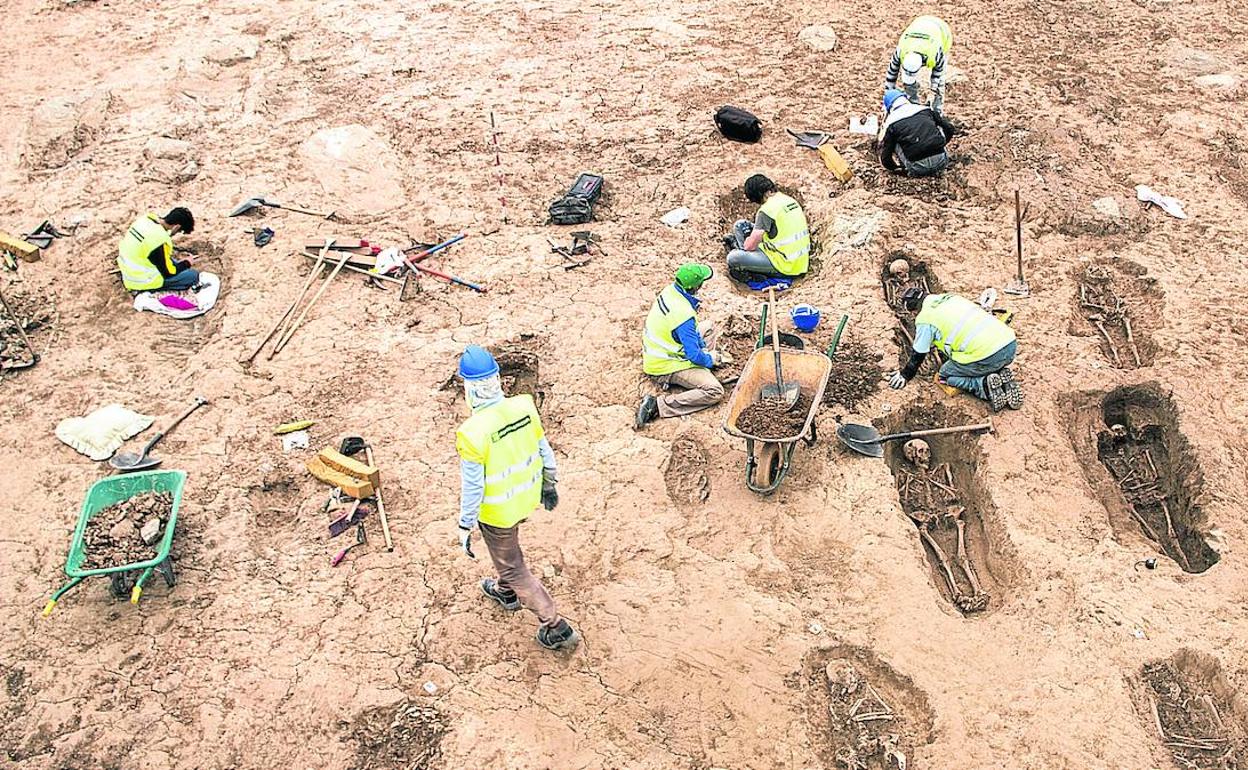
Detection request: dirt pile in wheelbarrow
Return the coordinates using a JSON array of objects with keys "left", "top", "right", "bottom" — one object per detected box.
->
[
  {"left": 344, "top": 699, "right": 448, "bottom": 770},
  {"left": 823, "top": 338, "right": 882, "bottom": 410},
  {"left": 736, "top": 393, "right": 813, "bottom": 439},
  {"left": 80, "top": 491, "right": 171, "bottom": 571}
]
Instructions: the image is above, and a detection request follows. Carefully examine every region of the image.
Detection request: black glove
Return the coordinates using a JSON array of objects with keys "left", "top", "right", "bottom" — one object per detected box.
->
[
  {"left": 458, "top": 526, "right": 475, "bottom": 559},
  {"left": 541, "top": 482, "right": 558, "bottom": 511}
]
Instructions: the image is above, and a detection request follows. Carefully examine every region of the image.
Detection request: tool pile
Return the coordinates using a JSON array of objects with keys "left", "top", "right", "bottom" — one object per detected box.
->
[{"left": 307, "top": 437, "right": 393, "bottom": 565}]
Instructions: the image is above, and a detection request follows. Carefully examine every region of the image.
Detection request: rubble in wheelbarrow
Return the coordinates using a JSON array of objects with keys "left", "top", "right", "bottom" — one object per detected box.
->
[
  {"left": 81, "top": 492, "right": 172, "bottom": 570},
  {"left": 735, "top": 393, "right": 814, "bottom": 439}
]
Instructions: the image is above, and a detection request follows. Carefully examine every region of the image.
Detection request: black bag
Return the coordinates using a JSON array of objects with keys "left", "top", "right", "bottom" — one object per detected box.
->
[
  {"left": 714, "top": 105, "right": 762, "bottom": 143},
  {"left": 548, "top": 172, "right": 604, "bottom": 225},
  {"left": 549, "top": 195, "right": 593, "bottom": 225}
]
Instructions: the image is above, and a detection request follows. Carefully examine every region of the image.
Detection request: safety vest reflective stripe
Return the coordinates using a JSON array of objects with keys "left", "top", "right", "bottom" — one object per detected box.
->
[
  {"left": 117, "top": 214, "right": 172, "bottom": 291},
  {"left": 899, "top": 16, "right": 951, "bottom": 66},
  {"left": 642, "top": 284, "right": 698, "bottom": 376},
  {"left": 916, "top": 294, "right": 1015, "bottom": 364},
  {"left": 484, "top": 453, "right": 541, "bottom": 485},
  {"left": 483, "top": 463, "right": 541, "bottom": 504},
  {"left": 759, "top": 193, "right": 811, "bottom": 276},
  {"left": 945, "top": 308, "right": 995, "bottom": 354}
]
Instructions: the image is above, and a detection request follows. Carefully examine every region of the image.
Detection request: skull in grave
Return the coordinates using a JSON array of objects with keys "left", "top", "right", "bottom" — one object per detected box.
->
[
  {"left": 1109, "top": 423, "right": 1128, "bottom": 438},
  {"left": 903, "top": 438, "right": 930, "bottom": 468},
  {"left": 888, "top": 258, "right": 911, "bottom": 283}
]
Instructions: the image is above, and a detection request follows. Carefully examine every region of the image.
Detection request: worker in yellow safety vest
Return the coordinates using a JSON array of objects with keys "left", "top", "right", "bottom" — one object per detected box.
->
[
  {"left": 635, "top": 263, "right": 733, "bottom": 428},
  {"left": 884, "top": 15, "right": 953, "bottom": 114},
  {"left": 889, "top": 287, "right": 1023, "bottom": 412},
  {"left": 455, "top": 345, "right": 578, "bottom": 651},
  {"left": 724, "top": 174, "right": 810, "bottom": 284},
  {"left": 116, "top": 208, "right": 199, "bottom": 291}
]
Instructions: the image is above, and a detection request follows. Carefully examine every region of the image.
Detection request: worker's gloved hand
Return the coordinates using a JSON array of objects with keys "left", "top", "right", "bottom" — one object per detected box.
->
[
  {"left": 889, "top": 371, "right": 908, "bottom": 390},
  {"left": 541, "top": 480, "right": 559, "bottom": 511},
  {"left": 458, "top": 526, "right": 475, "bottom": 559}
]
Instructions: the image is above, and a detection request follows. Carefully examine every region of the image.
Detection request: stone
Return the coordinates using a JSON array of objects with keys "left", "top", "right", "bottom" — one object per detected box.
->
[
  {"left": 204, "top": 35, "right": 259, "bottom": 66},
  {"left": 143, "top": 136, "right": 193, "bottom": 162},
  {"left": 22, "top": 93, "right": 110, "bottom": 169},
  {"left": 1092, "top": 196, "right": 1122, "bottom": 219},
  {"left": 798, "top": 25, "right": 838, "bottom": 52},
  {"left": 1194, "top": 73, "right": 1238, "bottom": 89},
  {"left": 109, "top": 519, "right": 134, "bottom": 541},
  {"left": 141, "top": 518, "right": 162, "bottom": 545},
  {"left": 299, "top": 125, "right": 403, "bottom": 216}
]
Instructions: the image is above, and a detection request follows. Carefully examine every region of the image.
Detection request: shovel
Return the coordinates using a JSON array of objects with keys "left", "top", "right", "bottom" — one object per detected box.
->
[
  {"left": 837, "top": 419, "right": 993, "bottom": 459},
  {"left": 228, "top": 196, "right": 333, "bottom": 220},
  {"left": 760, "top": 286, "right": 800, "bottom": 408},
  {"left": 110, "top": 397, "right": 209, "bottom": 472}
]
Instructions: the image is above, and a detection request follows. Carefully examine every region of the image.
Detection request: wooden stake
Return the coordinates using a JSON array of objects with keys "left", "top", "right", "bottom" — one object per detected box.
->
[{"left": 273, "top": 247, "right": 353, "bottom": 354}]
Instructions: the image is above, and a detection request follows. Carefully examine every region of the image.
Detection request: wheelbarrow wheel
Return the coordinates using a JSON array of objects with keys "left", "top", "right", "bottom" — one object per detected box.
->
[
  {"left": 109, "top": 571, "right": 136, "bottom": 599},
  {"left": 157, "top": 558, "right": 176, "bottom": 588},
  {"left": 756, "top": 443, "right": 784, "bottom": 489}
]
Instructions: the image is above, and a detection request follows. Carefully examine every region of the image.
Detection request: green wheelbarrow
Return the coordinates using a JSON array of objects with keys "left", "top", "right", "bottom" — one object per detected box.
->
[{"left": 43, "top": 469, "right": 186, "bottom": 616}]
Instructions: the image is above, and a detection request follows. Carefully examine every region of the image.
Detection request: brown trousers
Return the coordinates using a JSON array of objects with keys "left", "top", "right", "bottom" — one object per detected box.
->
[
  {"left": 479, "top": 521, "right": 560, "bottom": 628},
  {"left": 653, "top": 321, "right": 725, "bottom": 418}
]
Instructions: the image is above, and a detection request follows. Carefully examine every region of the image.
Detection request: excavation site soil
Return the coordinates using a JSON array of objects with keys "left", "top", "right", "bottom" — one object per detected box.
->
[{"left": 2, "top": 0, "right": 1248, "bottom": 768}]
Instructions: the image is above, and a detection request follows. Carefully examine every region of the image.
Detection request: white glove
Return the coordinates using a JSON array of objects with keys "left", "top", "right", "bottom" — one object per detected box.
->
[
  {"left": 458, "top": 526, "right": 475, "bottom": 559},
  {"left": 889, "top": 371, "right": 908, "bottom": 390}
]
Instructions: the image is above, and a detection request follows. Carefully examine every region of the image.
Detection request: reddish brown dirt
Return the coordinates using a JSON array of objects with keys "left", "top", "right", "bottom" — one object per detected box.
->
[{"left": 2, "top": 0, "right": 1248, "bottom": 768}]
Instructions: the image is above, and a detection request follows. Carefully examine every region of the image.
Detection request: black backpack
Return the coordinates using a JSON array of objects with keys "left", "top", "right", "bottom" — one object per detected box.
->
[
  {"left": 714, "top": 105, "right": 762, "bottom": 143},
  {"left": 548, "top": 173, "right": 604, "bottom": 225}
]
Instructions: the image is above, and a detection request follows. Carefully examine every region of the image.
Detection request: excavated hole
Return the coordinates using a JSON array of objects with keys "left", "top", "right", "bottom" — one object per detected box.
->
[
  {"left": 880, "top": 253, "right": 944, "bottom": 375},
  {"left": 713, "top": 186, "right": 823, "bottom": 278},
  {"left": 797, "top": 644, "right": 935, "bottom": 770},
  {"left": 441, "top": 335, "right": 548, "bottom": 411},
  {"left": 713, "top": 313, "right": 802, "bottom": 384},
  {"left": 1066, "top": 383, "right": 1218, "bottom": 573},
  {"left": 344, "top": 699, "right": 448, "bottom": 770},
  {"left": 881, "top": 400, "right": 1017, "bottom": 615},
  {"left": 1069, "top": 258, "right": 1161, "bottom": 369},
  {"left": 663, "top": 432, "right": 710, "bottom": 505},
  {"left": 1134, "top": 649, "right": 1248, "bottom": 769}
]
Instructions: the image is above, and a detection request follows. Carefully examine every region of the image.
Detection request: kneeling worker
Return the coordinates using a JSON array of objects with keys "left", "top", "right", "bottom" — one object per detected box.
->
[
  {"left": 880, "top": 90, "right": 956, "bottom": 177},
  {"left": 117, "top": 207, "right": 200, "bottom": 291},
  {"left": 724, "top": 174, "right": 810, "bottom": 282},
  {"left": 456, "top": 345, "right": 578, "bottom": 651},
  {"left": 636, "top": 264, "right": 732, "bottom": 428},
  {"left": 889, "top": 287, "right": 1023, "bottom": 412}
]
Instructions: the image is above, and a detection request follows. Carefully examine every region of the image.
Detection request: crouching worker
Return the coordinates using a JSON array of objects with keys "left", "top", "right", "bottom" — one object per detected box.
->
[
  {"left": 880, "top": 90, "right": 956, "bottom": 178},
  {"left": 889, "top": 287, "right": 1023, "bottom": 412},
  {"left": 724, "top": 174, "right": 810, "bottom": 282},
  {"left": 117, "top": 207, "right": 200, "bottom": 291},
  {"left": 455, "top": 345, "right": 579, "bottom": 652},
  {"left": 636, "top": 263, "right": 733, "bottom": 428}
]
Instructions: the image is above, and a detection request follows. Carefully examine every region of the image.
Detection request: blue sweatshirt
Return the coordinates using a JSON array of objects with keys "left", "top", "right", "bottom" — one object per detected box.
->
[{"left": 670, "top": 285, "right": 714, "bottom": 369}]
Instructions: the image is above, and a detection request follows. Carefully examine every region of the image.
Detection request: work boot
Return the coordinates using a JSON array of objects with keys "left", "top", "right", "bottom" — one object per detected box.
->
[
  {"left": 480, "top": 579, "right": 520, "bottom": 611},
  {"left": 536, "top": 619, "right": 579, "bottom": 651},
  {"left": 635, "top": 395, "right": 659, "bottom": 429},
  {"left": 998, "top": 368, "right": 1024, "bottom": 410},
  {"left": 983, "top": 373, "right": 1009, "bottom": 413}
]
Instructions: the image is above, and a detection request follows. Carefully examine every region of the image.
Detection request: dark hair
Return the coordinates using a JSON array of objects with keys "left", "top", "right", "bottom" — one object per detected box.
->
[
  {"left": 901, "top": 286, "right": 927, "bottom": 311},
  {"left": 744, "top": 174, "right": 776, "bottom": 204},
  {"left": 165, "top": 207, "right": 195, "bottom": 234}
]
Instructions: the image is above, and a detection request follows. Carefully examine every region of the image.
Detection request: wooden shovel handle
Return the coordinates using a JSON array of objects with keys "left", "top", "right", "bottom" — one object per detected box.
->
[{"left": 882, "top": 420, "right": 993, "bottom": 442}]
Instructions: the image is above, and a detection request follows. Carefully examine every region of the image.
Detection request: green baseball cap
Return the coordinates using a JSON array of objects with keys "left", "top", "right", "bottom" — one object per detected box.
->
[{"left": 675, "top": 263, "right": 713, "bottom": 290}]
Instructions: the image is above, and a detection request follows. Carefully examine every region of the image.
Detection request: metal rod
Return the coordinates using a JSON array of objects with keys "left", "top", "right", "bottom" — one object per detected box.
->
[{"left": 1014, "top": 189, "right": 1025, "bottom": 282}]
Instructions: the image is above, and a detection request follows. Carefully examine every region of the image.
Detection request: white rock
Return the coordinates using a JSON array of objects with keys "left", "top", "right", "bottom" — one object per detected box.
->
[
  {"left": 204, "top": 35, "right": 259, "bottom": 66},
  {"left": 798, "top": 25, "right": 838, "bottom": 52},
  {"left": 144, "top": 136, "right": 193, "bottom": 162},
  {"left": 1194, "top": 73, "right": 1238, "bottom": 89},
  {"left": 1092, "top": 197, "right": 1121, "bottom": 218},
  {"left": 140, "top": 518, "right": 162, "bottom": 545},
  {"left": 299, "top": 125, "right": 403, "bottom": 216}
]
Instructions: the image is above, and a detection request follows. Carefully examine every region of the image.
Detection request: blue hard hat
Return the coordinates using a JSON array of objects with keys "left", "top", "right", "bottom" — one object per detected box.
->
[
  {"left": 790, "top": 304, "right": 821, "bottom": 332},
  {"left": 459, "top": 345, "right": 499, "bottom": 381},
  {"left": 883, "top": 89, "right": 906, "bottom": 113}
]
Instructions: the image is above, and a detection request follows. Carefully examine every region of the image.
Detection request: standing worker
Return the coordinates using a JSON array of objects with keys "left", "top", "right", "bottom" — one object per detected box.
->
[
  {"left": 880, "top": 90, "right": 956, "bottom": 177},
  {"left": 889, "top": 287, "right": 1023, "bottom": 411},
  {"left": 883, "top": 15, "right": 952, "bottom": 114},
  {"left": 455, "top": 345, "right": 579, "bottom": 652},
  {"left": 636, "top": 263, "right": 733, "bottom": 428},
  {"left": 723, "top": 174, "right": 811, "bottom": 283},
  {"left": 116, "top": 207, "right": 200, "bottom": 291}
]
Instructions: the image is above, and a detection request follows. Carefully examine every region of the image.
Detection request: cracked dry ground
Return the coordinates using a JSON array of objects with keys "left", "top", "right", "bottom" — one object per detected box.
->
[{"left": 3, "top": 0, "right": 1248, "bottom": 767}]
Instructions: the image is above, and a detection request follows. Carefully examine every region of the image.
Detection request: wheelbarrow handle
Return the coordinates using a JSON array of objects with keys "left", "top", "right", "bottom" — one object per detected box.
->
[
  {"left": 131, "top": 566, "right": 156, "bottom": 604},
  {"left": 878, "top": 420, "right": 993, "bottom": 443},
  {"left": 826, "top": 314, "right": 849, "bottom": 358},
  {"left": 43, "top": 576, "right": 86, "bottom": 616}
]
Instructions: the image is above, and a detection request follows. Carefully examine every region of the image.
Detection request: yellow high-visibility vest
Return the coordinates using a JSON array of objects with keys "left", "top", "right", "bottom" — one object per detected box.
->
[
  {"left": 117, "top": 214, "right": 174, "bottom": 291},
  {"left": 759, "top": 193, "right": 810, "bottom": 276},
  {"left": 916, "top": 294, "right": 1015, "bottom": 364},
  {"left": 642, "top": 284, "right": 698, "bottom": 376},
  {"left": 456, "top": 395, "right": 545, "bottom": 528},
  {"left": 898, "top": 15, "right": 952, "bottom": 70}
]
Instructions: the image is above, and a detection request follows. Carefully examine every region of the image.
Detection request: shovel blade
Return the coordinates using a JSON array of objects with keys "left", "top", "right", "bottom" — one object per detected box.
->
[
  {"left": 836, "top": 423, "right": 885, "bottom": 458},
  {"left": 109, "top": 452, "right": 162, "bottom": 472},
  {"left": 761, "top": 382, "right": 801, "bottom": 409},
  {"left": 229, "top": 198, "right": 263, "bottom": 217}
]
